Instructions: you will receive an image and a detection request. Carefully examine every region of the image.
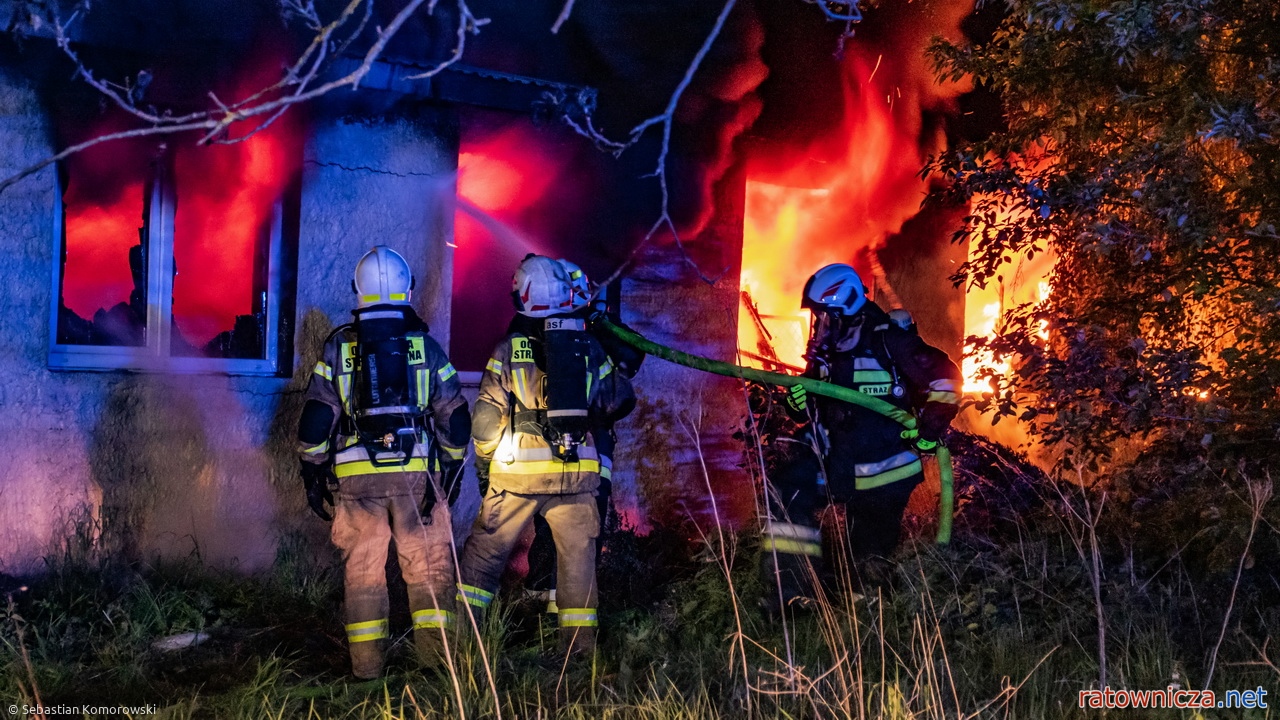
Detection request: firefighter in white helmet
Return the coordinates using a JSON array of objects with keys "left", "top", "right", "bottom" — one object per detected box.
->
[
  {"left": 457, "top": 254, "right": 635, "bottom": 655},
  {"left": 523, "top": 259, "right": 645, "bottom": 614},
  {"left": 762, "top": 263, "right": 960, "bottom": 610},
  {"left": 297, "top": 245, "right": 470, "bottom": 679}
]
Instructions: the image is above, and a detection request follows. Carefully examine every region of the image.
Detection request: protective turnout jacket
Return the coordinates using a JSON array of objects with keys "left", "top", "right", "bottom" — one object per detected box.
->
[
  {"left": 807, "top": 302, "right": 961, "bottom": 495},
  {"left": 298, "top": 318, "right": 469, "bottom": 477},
  {"left": 473, "top": 316, "right": 635, "bottom": 495}
]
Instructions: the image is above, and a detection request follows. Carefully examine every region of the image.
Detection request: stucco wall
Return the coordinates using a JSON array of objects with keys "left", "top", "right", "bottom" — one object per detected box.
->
[{"left": 0, "top": 68, "right": 459, "bottom": 575}]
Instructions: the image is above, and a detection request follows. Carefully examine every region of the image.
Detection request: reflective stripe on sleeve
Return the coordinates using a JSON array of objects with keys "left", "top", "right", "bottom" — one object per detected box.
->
[
  {"left": 855, "top": 459, "right": 924, "bottom": 490},
  {"left": 438, "top": 363, "right": 457, "bottom": 382},
  {"left": 346, "top": 619, "right": 389, "bottom": 643},
  {"left": 412, "top": 608, "right": 454, "bottom": 630},
  {"left": 456, "top": 583, "right": 495, "bottom": 608},
  {"left": 927, "top": 391, "right": 959, "bottom": 404},
  {"left": 334, "top": 458, "right": 431, "bottom": 478},
  {"left": 486, "top": 358, "right": 503, "bottom": 375},
  {"left": 313, "top": 361, "right": 333, "bottom": 380},
  {"left": 599, "top": 360, "right": 614, "bottom": 379},
  {"left": 301, "top": 440, "right": 330, "bottom": 456},
  {"left": 558, "top": 608, "right": 598, "bottom": 627},
  {"left": 929, "top": 378, "right": 957, "bottom": 393},
  {"left": 855, "top": 450, "right": 920, "bottom": 478},
  {"left": 442, "top": 445, "right": 465, "bottom": 461}
]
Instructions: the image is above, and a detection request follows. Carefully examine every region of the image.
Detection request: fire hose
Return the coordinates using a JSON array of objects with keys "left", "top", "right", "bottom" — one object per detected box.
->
[{"left": 595, "top": 317, "right": 955, "bottom": 545}]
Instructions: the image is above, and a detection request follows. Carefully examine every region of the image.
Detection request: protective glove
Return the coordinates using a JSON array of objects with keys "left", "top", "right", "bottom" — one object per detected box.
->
[
  {"left": 422, "top": 461, "right": 465, "bottom": 518},
  {"left": 475, "top": 458, "right": 491, "bottom": 497},
  {"left": 899, "top": 428, "right": 939, "bottom": 455},
  {"left": 299, "top": 461, "right": 335, "bottom": 521},
  {"left": 784, "top": 384, "right": 808, "bottom": 413}
]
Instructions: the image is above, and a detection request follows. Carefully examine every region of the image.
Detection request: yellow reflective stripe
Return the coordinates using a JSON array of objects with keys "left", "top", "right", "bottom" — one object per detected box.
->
[
  {"left": 337, "top": 375, "right": 353, "bottom": 413},
  {"left": 313, "top": 361, "right": 333, "bottom": 381},
  {"left": 558, "top": 608, "right": 598, "bottom": 627},
  {"left": 442, "top": 445, "right": 465, "bottom": 460},
  {"left": 853, "top": 370, "right": 893, "bottom": 384},
  {"left": 456, "top": 584, "right": 494, "bottom": 608},
  {"left": 599, "top": 360, "right": 613, "bottom": 379},
  {"left": 765, "top": 522, "right": 821, "bottom": 542},
  {"left": 438, "top": 363, "right": 457, "bottom": 382},
  {"left": 301, "top": 440, "right": 330, "bottom": 456},
  {"left": 762, "top": 537, "right": 823, "bottom": 557},
  {"left": 486, "top": 358, "right": 503, "bottom": 375},
  {"left": 416, "top": 368, "right": 429, "bottom": 407},
  {"left": 927, "top": 391, "right": 959, "bottom": 404},
  {"left": 585, "top": 369, "right": 593, "bottom": 400},
  {"left": 512, "top": 368, "right": 530, "bottom": 407},
  {"left": 359, "top": 293, "right": 407, "bottom": 303},
  {"left": 599, "top": 463, "right": 612, "bottom": 480},
  {"left": 346, "top": 619, "right": 389, "bottom": 642},
  {"left": 929, "top": 378, "right": 957, "bottom": 393},
  {"left": 334, "top": 458, "right": 431, "bottom": 478},
  {"left": 493, "top": 459, "right": 600, "bottom": 475},
  {"left": 412, "top": 609, "right": 454, "bottom": 629},
  {"left": 855, "top": 459, "right": 924, "bottom": 490}
]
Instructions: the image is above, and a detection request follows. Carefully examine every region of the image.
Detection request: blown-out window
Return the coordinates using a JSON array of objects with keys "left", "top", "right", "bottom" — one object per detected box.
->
[{"left": 49, "top": 126, "right": 297, "bottom": 374}]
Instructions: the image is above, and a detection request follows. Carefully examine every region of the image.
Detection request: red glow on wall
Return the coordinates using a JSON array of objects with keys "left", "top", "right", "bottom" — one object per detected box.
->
[{"left": 450, "top": 119, "right": 566, "bottom": 370}]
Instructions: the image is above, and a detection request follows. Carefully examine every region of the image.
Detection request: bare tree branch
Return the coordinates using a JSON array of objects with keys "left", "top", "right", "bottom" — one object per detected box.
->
[
  {"left": 1, "top": 0, "right": 484, "bottom": 188},
  {"left": 551, "top": 0, "right": 575, "bottom": 34},
  {"left": 572, "top": 0, "right": 741, "bottom": 288}
]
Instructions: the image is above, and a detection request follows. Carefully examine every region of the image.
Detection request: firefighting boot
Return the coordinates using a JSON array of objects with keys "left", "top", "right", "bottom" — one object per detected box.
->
[
  {"left": 760, "top": 520, "right": 824, "bottom": 617},
  {"left": 408, "top": 583, "right": 455, "bottom": 669},
  {"left": 344, "top": 586, "right": 390, "bottom": 679}
]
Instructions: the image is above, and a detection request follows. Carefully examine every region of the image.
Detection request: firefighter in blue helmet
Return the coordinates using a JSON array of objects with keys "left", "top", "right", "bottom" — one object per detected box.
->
[
  {"left": 762, "top": 263, "right": 961, "bottom": 609},
  {"left": 297, "top": 246, "right": 471, "bottom": 679},
  {"left": 457, "top": 255, "right": 635, "bottom": 655},
  {"left": 523, "top": 259, "right": 644, "bottom": 614}
]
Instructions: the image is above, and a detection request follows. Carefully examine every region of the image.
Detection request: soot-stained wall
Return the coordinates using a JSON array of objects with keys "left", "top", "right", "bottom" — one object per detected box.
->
[
  {"left": 0, "top": 67, "right": 459, "bottom": 575},
  {"left": 613, "top": 164, "right": 753, "bottom": 532}
]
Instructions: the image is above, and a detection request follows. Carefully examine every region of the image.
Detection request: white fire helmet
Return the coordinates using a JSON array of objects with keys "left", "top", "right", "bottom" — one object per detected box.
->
[
  {"left": 512, "top": 254, "right": 574, "bottom": 317},
  {"left": 558, "top": 258, "right": 591, "bottom": 310},
  {"left": 801, "top": 263, "right": 867, "bottom": 316},
  {"left": 353, "top": 245, "right": 414, "bottom": 308}
]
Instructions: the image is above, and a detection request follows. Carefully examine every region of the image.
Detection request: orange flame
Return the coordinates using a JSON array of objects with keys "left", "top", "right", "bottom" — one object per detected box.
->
[{"left": 739, "top": 48, "right": 951, "bottom": 368}]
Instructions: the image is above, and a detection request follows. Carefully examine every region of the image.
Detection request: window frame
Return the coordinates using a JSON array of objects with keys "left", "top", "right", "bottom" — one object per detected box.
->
[{"left": 48, "top": 162, "right": 286, "bottom": 375}]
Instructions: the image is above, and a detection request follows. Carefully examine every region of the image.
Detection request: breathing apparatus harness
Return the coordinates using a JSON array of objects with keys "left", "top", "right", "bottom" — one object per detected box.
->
[
  {"left": 337, "top": 305, "right": 431, "bottom": 468},
  {"left": 509, "top": 315, "right": 596, "bottom": 463}
]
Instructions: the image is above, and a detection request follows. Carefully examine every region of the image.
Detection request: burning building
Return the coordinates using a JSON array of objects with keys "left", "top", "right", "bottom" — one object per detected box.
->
[{"left": 0, "top": 0, "right": 1043, "bottom": 575}]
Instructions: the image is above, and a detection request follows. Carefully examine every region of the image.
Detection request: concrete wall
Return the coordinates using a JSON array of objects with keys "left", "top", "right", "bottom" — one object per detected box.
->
[
  {"left": 612, "top": 165, "right": 754, "bottom": 532},
  {"left": 0, "top": 65, "right": 459, "bottom": 575}
]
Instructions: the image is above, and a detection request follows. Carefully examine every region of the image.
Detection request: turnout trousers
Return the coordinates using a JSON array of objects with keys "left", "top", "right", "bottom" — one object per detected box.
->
[
  {"left": 457, "top": 490, "right": 600, "bottom": 653},
  {"left": 761, "top": 448, "right": 922, "bottom": 610},
  {"left": 331, "top": 472, "right": 456, "bottom": 678}
]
